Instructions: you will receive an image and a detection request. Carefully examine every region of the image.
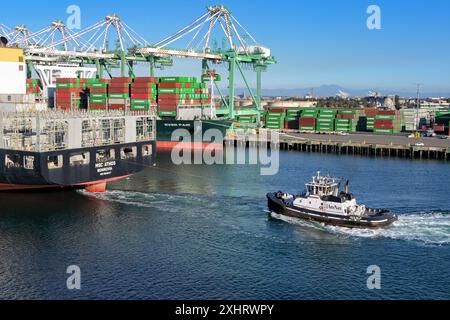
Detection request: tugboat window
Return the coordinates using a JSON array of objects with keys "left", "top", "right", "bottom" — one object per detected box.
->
[
  {"left": 121, "top": 146, "right": 137, "bottom": 159},
  {"left": 48, "top": 155, "right": 63, "bottom": 169},
  {"left": 5, "top": 154, "right": 21, "bottom": 169},
  {"left": 24, "top": 156, "right": 35, "bottom": 170},
  {"left": 70, "top": 152, "right": 90, "bottom": 166}
]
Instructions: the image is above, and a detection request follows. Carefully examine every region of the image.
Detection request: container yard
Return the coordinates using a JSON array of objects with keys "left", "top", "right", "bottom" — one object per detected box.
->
[{"left": 263, "top": 106, "right": 450, "bottom": 136}]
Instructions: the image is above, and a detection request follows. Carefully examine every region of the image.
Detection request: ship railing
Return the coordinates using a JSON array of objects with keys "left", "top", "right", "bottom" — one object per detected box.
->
[{"left": 0, "top": 110, "right": 155, "bottom": 152}]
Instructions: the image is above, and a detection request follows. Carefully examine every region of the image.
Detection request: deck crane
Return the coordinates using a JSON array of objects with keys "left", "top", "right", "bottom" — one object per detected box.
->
[{"left": 137, "top": 5, "right": 276, "bottom": 119}]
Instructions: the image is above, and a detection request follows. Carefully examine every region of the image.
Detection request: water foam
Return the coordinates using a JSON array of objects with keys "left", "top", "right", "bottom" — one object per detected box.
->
[
  {"left": 271, "top": 212, "right": 450, "bottom": 246},
  {"left": 81, "top": 191, "right": 450, "bottom": 246}
]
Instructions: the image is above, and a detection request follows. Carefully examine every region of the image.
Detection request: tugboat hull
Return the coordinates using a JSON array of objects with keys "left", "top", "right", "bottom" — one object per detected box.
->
[{"left": 267, "top": 193, "right": 397, "bottom": 229}]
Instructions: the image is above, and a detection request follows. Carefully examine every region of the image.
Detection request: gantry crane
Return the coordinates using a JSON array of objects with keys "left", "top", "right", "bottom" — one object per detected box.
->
[
  {"left": 3, "top": 5, "right": 276, "bottom": 120},
  {"left": 138, "top": 5, "right": 276, "bottom": 119}
]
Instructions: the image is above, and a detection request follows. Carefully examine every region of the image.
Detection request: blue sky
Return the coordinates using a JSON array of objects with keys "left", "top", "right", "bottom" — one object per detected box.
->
[{"left": 3, "top": 0, "right": 450, "bottom": 94}]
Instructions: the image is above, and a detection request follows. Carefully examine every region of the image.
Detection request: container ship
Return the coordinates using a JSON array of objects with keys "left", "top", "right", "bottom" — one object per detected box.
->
[
  {"left": 154, "top": 76, "right": 232, "bottom": 151},
  {"left": 53, "top": 75, "right": 232, "bottom": 152},
  {"left": 0, "top": 46, "right": 156, "bottom": 192}
]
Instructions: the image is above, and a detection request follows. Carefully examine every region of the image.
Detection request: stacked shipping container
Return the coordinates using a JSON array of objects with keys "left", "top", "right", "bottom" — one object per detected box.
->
[
  {"left": 55, "top": 78, "right": 85, "bottom": 110},
  {"left": 335, "top": 110, "right": 359, "bottom": 132},
  {"left": 131, "top": 77, "right": 157, "bottom": 111},
  {"left": 157, "top": 77, "right": 210, "bottom": 117},
  {"left": 316, "top": 109, "right": 337, "bottom": 132},
  {"left": 373, "top": 111, "right": 401, "bottom": 134},
  {"left": 26, "top": 79, "right": 41, "bottom": 96},
  {"left": 284, "top": 109, "right": 302, "bottom": 129},
  {"left": 88, "top": 79, "right": 109, "bottom": 110},
  {"left": 299, "top": 108, "right": 319, "bottom": 131},
  {"left": 265, "top": 108, "right": 285, "bottom": 129},
  {"left": 108, "top": 77, "right": 131, "bottom": 110}
]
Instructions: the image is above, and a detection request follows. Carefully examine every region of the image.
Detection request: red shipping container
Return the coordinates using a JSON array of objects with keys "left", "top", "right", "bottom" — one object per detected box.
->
[
  {"left": 56, "top": 93, "right": 72, "bottom": 98},
  {"left": 131, "top": 82, "right": 154, "bottom": 88},
  {"left": 364, "top": 109, "right": 379, "bottom": 117},
  {"left": 56, "top": 97, "right": 72, "bottom": 103},
  {"left": 378, "top": 110, "right": 397, "bottom": 116},
  {"left": 90, "top": 104, "right": 107, "bottom": 110},
  {"left": 131, "top": 94, "right": 152, "bottom": 100},
  {"left": 134, "top": 77, "right": 158, "bottom": 83},
  {"left": 109, "top": 90, "right": 129, "bottom": 94},
  {"left": 56, "top": 88, "right": 79, "bottom": 93},
  {"left": 337, "top": 114, "right": 356, "bottom": 119},
  {"left": 57, "top": 78, "right": 78, "bottom": 83},
  {"left": 158, "top": 105, "right": 178, "bottom": 111},
  {"left": 299, "top": 117, "right": 316, "bottom": 123},
  {"left": 158, "top": 94, "right": 181, "bottom": 99},
  {"left": 109, "top": 83, "right": 129, "bottom": 88},
  {"left": 131, "top": 88, "right": 154, "bottom": 94},
  {"left": 267, "top": 108, "right": 286, "bottom": 114},
  {"left": 158, "top": 82, "right": 183, "bottom": 89},
  {"left": 110, "top": 77, "right": 131, "bottom": 83},
  {"left": 90, "top": 88, "right": 108, "bottom": 94},
  {"left": 109, "top": 104, "right": 126, "bottom": 110},
  {"left": 374, "top": 120, "right": 394, "bottom": 129}
]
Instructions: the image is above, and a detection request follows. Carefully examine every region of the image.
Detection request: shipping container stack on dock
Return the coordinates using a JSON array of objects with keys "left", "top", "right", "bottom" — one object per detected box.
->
[
  {"left": 316, "top": 109, "right": 337, "bottom": 132},
  {"left": 265, "top": 108, "right": 285, "bottom": 130},
  {"left": 335, "top": 109, "right": 359, "bottom": 132},
  {"left": 130, "top": 77, "right": 157, "bottom": 112},
  {"left": 373, "top": 110, "right": 402, "bottom": 134},
  {"left": 157, "top": 77, "right": 210, "bottom": 118},
  {"left": 362, "top": 109, "right": 379, "bottom": 132},
  {"left": 284, "top": 109, "right": 302, "bottom": 129},
  {"left": 108, "top": 77, "right": 131, "bottom": 110},
  {"left": 299, "top": 108, "right": 319, "bottom": 131},
  {"left": 435, "top": 110, "right": 450, "bottom": 135},
  {"left": 55, "top": 78, "right": 85, "bottom": 110}
]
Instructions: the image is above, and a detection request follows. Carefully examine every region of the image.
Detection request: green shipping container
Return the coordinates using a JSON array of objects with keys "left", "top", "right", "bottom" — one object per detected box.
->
[
  {"left": 90, "top": 83, "right": 108, "bottom": 89},
  {"left": 158, "top": 110, "right": 177, "bottom": 117},
  {"left": 109, "top": 93, "right": 129, "bottom": 99},
  {"left": 56, "top": 83, "right": 75, "bottom": 88},
  {"left": 338, "top": 110, "right": 358, "bottom": 115},
  {"left": 90, "top": 98, "right": 107, "bottom": 104},
  {"left": 90, "top": 93, "right": 107, "bottom": 99},
  {"left": 130, "top": 105, "right": 150, "bottom": 111},
  {"left": 375, "top": 115, "right": 397, "bottom": 120}
]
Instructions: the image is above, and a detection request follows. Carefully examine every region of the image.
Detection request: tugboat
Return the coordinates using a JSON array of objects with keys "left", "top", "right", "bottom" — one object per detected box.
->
[{"left": 267, "top": 172, "right": 398, "bottom": 229}]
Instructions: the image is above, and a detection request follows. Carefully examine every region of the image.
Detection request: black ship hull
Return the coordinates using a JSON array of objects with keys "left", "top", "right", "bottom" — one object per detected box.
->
[
  {"left": 267, "top": 192, "right": 397, "bottom": 229},
  {"left": 0, "top": 141, "right": 155, "bottom": 192}
]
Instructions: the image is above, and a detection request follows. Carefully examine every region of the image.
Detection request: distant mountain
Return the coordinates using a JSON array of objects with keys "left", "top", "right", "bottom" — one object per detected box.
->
[{"left": 233, "top": 85, "right": 450, "bottom": 98}]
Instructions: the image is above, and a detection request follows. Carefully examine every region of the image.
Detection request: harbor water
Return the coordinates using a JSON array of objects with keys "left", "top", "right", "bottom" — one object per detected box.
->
[{"left": 0, "top": 151, "right": 449, "bottom": 300}]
